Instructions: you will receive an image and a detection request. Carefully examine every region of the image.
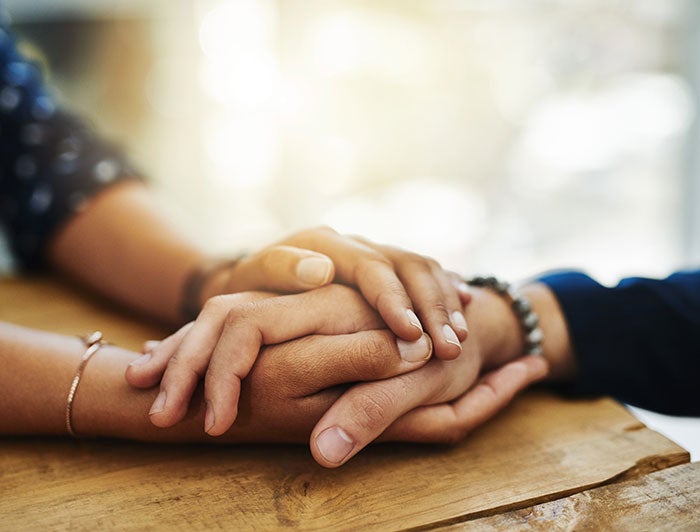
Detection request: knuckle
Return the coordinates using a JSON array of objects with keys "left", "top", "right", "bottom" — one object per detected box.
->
[
  {"left": 353, "top": 388, "right": 397, "bottom": 432},
  {"left": 443, "top": 424, "right": 468, "bottom": 445},
  {"left": 374, "top": 287, "right": 410, "bottom": 313},
  {"left": 354, "top": 255, "right": 393, "bottom": 278},
  {"left": 165, "top": 351, "right": 202, "bottom": 381},
  {"left": 223, "top": 309, "right": 239, "bottom": 328},
  {"left": 201, "top": 293, "right": 252, "bottom": 315},
  {"left": 374, "top": 282, "right": 407, "bottom": 301},
  {"left": 313, "top": 224, "right": 337, "bottom": 236},
  {"left": 223, "top": 301, "right": 257, "bottom": 327},
  {"left": 260, "top": 247, "right": 281, "bottom": 273},
  {"left": 205, "top": 363, "right": 235, "bottom": 386},
  {"left": 406, "top": 251, "right": 428, "bottom": 264},
  {"left": 425, "top": 299, "right": 448, "bottom": 317},
  {"left": 422, "top": 255, "right": 442, "bottom": 270},
  {"left": 202, "top": 294, "right": 228, "bottom": 314},
  {"left": 477, "top": 380, "right": 500, "bottom": 402},
  {"left": 356, "top": 332, "right": 394, "bottom": 366},
  {"left": 323, "top": 283, "right": 356, "bottom": 300},
  {"left": 349, "top": 234, "right": 371, "bottom": 246},
  {"left": 397, "top": 251, "right": 429, "bottom": 269},
  {"left": 435, "top": 300, "right": 449, "bottom": 314},
  {"left": 294, "top": 225, "right": 337, "bottom": 244}
]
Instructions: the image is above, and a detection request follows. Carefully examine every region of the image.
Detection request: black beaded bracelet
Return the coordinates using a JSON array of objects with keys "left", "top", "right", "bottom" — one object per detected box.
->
[{"left": 466, "top": 276, "right": 544, "bottom": 356}]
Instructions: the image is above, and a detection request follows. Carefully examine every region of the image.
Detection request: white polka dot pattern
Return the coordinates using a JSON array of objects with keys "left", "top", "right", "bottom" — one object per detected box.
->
[{"left": 0, "top": 23, "right": 140, "bottom": 269}]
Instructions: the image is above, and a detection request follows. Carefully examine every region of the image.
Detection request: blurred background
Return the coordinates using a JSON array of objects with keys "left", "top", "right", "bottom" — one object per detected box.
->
[
  {"left": 7, "top": 0, "right": 700, "bottom": 282},
  {"left": 5, "top": 0, "right": 700, "bottom": 454}
]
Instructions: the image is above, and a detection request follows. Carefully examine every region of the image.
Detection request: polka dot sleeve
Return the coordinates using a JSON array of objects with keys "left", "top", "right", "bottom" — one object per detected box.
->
[{"left": 0, "top": 24, "right": 141, "bottom": 270}]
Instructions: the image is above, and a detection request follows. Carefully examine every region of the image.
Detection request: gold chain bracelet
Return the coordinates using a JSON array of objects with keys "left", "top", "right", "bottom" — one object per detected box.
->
[{"left": 65, "top": 331, "right": 105, "bottom": 437}]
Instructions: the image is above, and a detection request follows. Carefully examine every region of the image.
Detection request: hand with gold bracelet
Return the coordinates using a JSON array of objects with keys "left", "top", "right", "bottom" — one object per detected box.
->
[{"left": 0, "top": 281, "right": 554, "bottom": 471}]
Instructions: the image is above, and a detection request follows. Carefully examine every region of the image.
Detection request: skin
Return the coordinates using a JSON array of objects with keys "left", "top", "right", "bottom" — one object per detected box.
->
[
  {"left": 308, "top": 282, "right": 575, "bottom": 467},
  {"left": 44, "top": 180, "right": 471, "bottom": 434},
  {"left": 1, "top": 282, "right": 573, "bottom": 469},
  {"left": 2, "top": 178, "right": 577, "bottom": 467},
  {"left": 127, "top": 285, "right": 463, "bottom": 437},
  {"left": 47, "top": 182, "right": 468, "bottom": 357},
  {"left": 0, "top": 321, "right": 430, "bottom": 442}
]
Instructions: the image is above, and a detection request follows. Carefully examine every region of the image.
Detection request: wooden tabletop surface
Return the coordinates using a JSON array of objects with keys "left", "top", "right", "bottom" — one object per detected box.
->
[{"left": 0, "top": 277, "right": 695, "bottom": 530}]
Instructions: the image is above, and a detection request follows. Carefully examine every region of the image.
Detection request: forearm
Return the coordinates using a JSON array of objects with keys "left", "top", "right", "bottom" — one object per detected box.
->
[
  {"left": 0, "top": 321, "right": 336, "bottom": 443},
  {"left": 0, "top": 322, "right": 84, "bottom": 434},
  {"left": 46, "top": 181, "right": 209, "bottom": 325},
  {"left": 0, "top": 322, "right": 204, "bottom": 440},
  {"left": 520, "top": 283, "right": 577, "bottom": 382}
]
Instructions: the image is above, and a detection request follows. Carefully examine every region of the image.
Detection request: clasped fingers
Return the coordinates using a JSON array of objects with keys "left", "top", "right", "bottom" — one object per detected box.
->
[{"left": 126, "top": 285, "right": 393, "bottom": 436}]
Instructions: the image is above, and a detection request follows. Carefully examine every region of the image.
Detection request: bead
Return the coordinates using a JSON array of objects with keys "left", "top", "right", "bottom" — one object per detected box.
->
[
  {"left": 28, "top": 184, "right": 52, "bottom": 214},
  {"left": 0, "top": 85, "right": 20, "bottom": 111},
  {"left": 527, "top": 327, "right": 544, "bottom": 345},
  {"left": 523, "top": 312, "right": 539, "bottom": 329},
  {"left": 495, "top": 280, "right": 510, "bottom": 292},
  {"left": 513, "top": 297, "right": 531, "bottom": 315},
  {"left": 466, "top": 275, "right": 544, "bottom": 359},
  {"left": 4, "top": 61, "right": 32, "bottom": 87},
  {"left": 93, "top": 159, "right": 119, "bottom": 183},
  {"left": 526, "top": 345, "right": 544, "bottom": 356}
]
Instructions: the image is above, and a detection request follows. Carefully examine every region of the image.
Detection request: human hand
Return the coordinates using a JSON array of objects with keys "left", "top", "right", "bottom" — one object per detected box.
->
[
  {"left": 210, "top": 227, "right": 471, "bottom": 360},
  {"left": 306, "top": 286, "right": 550, "bottom": 467},
  {"left": 309, "top": 352, "right": 548, "bottom": 467},
  {"left": 216, "top": 328, "right": 436, "bottom": 443},
  {"left": 126, "top": 285, "right": 434, "bottom": 436},
  {"left": 126, "top": 319, "right": 543, "bottom": 453}
]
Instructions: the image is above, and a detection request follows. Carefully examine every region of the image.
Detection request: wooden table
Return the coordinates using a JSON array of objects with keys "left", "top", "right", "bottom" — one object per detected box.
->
[{"left": 1, "top": 277, "right": 697, "bottom": 530}]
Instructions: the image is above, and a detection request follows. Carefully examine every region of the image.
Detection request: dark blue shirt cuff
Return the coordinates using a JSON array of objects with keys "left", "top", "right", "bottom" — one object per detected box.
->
[{"left": 538, "top": 270, "right": 700, "bottom": 415}]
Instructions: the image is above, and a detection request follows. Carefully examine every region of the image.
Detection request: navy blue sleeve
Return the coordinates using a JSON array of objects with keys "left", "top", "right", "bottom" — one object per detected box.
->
[
  {"left": 0, "top": 23, "right": 140, "bottom": 270},
  {"left": 539, "top": 270, "right": 700, "bottom": 416}
]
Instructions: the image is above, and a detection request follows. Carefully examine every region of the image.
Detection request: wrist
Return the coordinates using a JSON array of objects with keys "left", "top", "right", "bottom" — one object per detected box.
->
[
  {"left": 0, "top": 324, "right": 90, "bottom": 435},
  {"left": 180, "top": 257, "right": 243, "bottom": 322},
  {"left": 519, "top": 283, "right": 577, "bottom": 382},
  {"left": 71, "top": 344, "right": 205, "bottom": 440},
  {"left": 463, "top": 287, "right": 524, "bottom": 371}
]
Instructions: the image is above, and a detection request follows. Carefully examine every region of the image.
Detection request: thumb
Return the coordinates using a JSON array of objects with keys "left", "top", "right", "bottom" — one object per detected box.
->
[{"left": 228, "top": 245, "right": 335, "bottom": 293}]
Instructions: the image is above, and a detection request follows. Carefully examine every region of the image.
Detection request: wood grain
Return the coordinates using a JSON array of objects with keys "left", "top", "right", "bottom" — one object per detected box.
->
[
  {"left": 444, "top": 461, "right": 700, "bottom": 531},
  {"left": 0, "top": 276, "right": 166, "bottom": 350},
  {"left": 0, "top": 277, "right": 691, "bottom": 530}
]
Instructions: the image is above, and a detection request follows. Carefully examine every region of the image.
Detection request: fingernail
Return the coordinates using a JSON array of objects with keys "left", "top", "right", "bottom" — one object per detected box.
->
[
  {"left": 443, "top": 324, "right": 462, "bottom": 348},
  {"left": 296, "top": 257, "right": 333, "bottom": 286},
  {"left": 130, "top": 353, "right": 151, "bottom": 366},
  {"left": 204, "top": 401, "right": 216, "bottom": 434},
  {"left": 451, "top": 311, "right": 468, "bottom": 333},
  {"left": 142, "top": 340, "right": 160, "bottom": 353},
  {"left": 149, "top": 391, "right": 167, "bottom": 415},
  {"left": 397, "top": 334, "right": 431, "bottom": 362},
  {"left": 406, "top": 309, "right": 423, "bottom": 331},
  {"left": 315, "top": 426, "right": 354, "bottom": 464}
]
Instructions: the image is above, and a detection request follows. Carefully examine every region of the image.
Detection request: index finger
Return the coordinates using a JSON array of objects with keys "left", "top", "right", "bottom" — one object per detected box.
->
[
  {"left": 381, "top": 355, "right": 550, "bottom": 443},
  {"left": 250, "top": 329, "right": 434, "bottom": 398},
  {"left": 287, "top": 227, "right": 424, "bottom": 342}
]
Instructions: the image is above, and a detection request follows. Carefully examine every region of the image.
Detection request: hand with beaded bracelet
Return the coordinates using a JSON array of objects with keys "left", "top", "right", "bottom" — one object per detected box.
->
[
  {"left": 1, "top": 277, "right": 566, "bottom": 471},
  {"left": 127, "top": 225, "right": 474, "bottom": 437}
]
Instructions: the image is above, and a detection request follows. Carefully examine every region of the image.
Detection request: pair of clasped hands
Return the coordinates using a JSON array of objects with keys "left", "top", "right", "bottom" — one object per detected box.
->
[{"left": 125, "top": 227, "right": 548, "bottom": 468}]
